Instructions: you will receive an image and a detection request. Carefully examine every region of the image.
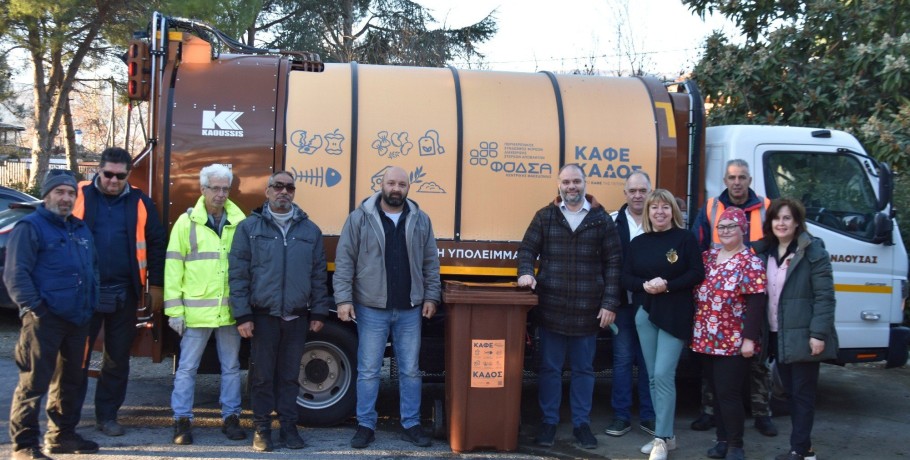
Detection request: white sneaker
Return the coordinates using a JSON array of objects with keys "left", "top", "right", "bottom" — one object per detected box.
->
[
  {"left": 648, "top": 437, "right": 668, "bottom": 460},
  {"left": 641, "top": 436, "right": 677, "bottom": 454}
]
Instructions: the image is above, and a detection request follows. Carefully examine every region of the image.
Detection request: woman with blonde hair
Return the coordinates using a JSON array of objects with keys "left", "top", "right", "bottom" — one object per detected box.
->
[{"left": 622, "top": 189, "right": 704, "bottom": 460}]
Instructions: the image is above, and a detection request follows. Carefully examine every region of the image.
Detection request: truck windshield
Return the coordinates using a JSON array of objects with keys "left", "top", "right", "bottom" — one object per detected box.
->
[{"left": 764, "top": 151, "right": 879, "bottom": 241}]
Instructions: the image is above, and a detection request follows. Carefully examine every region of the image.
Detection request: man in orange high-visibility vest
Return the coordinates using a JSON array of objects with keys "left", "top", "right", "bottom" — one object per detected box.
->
[
  {"left": 690, "top": 159, "right": 778, "bottom": 444},
  {"left": 692, "top": 159, "right": 770, "bottom": 252},
  {"left": 71, "top": 147, "right": 166, "bottom": 438}
]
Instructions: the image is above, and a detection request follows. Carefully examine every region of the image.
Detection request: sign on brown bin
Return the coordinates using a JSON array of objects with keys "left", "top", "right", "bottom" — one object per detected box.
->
[{"left": 442, "top": 280, "right": 538, "bottom": 453}]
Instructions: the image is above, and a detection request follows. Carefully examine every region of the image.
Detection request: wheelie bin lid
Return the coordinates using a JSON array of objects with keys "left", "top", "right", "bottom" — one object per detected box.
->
[{"left": 442, "top": 280, "right": 538, "bottom": 305}]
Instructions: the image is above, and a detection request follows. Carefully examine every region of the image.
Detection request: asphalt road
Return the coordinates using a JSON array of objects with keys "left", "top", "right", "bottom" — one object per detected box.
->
[{"left": 0, "top": 308, "right": 908, "bottom": 459}]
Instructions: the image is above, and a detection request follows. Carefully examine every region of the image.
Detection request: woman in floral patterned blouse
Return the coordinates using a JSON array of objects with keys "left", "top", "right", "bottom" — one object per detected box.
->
[{"left": 692, "top": 207, "right": 767, "bottom": 460}]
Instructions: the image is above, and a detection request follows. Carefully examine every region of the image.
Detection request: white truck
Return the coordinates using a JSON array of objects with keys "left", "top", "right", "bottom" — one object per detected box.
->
[{"left": 705, "top": 125, "right": 909, "bottom": 370}]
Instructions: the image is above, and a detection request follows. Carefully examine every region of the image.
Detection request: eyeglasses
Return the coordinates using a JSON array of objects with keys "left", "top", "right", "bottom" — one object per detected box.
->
[
  {"left": 205, "top": 185, "right": 231, "bottom": 194},
  {"left": 716, "top": 224, "right": 741, "bottom": 233},
  {"left": 269, "top": 182, "right": 296, "bottom": 192},
  {"left": 46, "top": 169, "right": 76, "bottom": 177},
  {"left": 101, "top": 171, "right": 128, "bottom": 180}
]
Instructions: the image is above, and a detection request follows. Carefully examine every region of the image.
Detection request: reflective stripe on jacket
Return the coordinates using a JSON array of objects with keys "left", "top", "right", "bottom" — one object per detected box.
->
[
  {"left": 164, "top": 196, "right": 245, "bottom": 327},
  {"left": 73, "top": 180, "right": 150, "bottom": 286},
  {"left": 707, "top": 196, "right": 770, "bottom": 247}
]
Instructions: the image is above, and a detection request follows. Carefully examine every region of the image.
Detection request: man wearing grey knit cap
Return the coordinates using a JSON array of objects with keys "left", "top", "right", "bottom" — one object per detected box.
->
[{"left": 6, "top": 169, "right": 101, "bottom": 459}]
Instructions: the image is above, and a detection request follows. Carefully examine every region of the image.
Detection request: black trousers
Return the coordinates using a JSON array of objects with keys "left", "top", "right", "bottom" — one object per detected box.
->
[
  {"left": 769, "top": 331, "right": 821, "bottom": 456},
  {"left": 75, "top": 290, "right": 138, "bottom": 423},
  {"left": 9, "top": 312, "right": 90, "bottom": 450},
  {"left": 249, "top": 313, "right": 309, "bottom": 429},
  {"left": 705, "top": 353, "right": 751, "bottom": 448},
  {"left": 778, "top": 359, "right": 820, "bottom": 455}
]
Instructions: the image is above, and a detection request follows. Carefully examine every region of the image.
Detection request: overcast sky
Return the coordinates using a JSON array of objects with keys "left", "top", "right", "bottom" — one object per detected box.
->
[{"left": 416, "top": 0, "right": 738, "bottom": 76}]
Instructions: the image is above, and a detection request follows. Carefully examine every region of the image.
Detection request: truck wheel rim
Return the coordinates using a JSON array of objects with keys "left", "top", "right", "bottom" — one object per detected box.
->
[{"left": 297, "top": 340, "right": 352, "bottom": 410}]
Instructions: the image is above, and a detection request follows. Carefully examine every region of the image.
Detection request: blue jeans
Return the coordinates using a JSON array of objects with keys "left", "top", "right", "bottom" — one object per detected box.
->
[
  {"left": 171, "top": 325, "right": 242, "bottom": 420},
  {"left": 355, "top": 304, "right": 423, "bottom": 430},
  {"left": 537, "top": 326, "right": 597, "bottom": 427},
  {"left": 612, "top": 305, "right": 655, "bottom": 422},
  {"left": 635, "top": 307, "right": 684, "bottom": 438}
]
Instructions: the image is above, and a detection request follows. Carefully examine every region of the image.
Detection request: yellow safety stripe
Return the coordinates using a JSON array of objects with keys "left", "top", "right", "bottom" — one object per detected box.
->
[
  {"left": 834, "top": 284, "right": 892, "bottom": 294},
  {"left": 326, "top": 262, "right": 517, "bottom": 277}
]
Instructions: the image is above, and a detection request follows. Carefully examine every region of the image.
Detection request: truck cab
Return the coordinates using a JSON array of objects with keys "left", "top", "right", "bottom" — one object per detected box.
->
[{"left": 705, "top": 125, "right": 910, "bottom": 368}]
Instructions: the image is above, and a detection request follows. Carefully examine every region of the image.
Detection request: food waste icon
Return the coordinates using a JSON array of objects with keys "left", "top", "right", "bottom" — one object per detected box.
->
[
  {"left": 291, "top": 129, "right": 345, "bottom": 155},
  {"left": 291, "top": 167, "right": 342, "bottom": 188}
]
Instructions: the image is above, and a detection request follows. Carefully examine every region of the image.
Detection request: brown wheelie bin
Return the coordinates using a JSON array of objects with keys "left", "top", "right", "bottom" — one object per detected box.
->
[{"left": 443, "top": 280, "right": 537, "bottom": 452}]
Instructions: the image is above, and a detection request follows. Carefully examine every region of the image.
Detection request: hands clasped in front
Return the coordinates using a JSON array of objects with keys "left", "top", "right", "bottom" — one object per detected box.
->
[{"left": 642, "top": 277, "right": 667, "bottom": 294}]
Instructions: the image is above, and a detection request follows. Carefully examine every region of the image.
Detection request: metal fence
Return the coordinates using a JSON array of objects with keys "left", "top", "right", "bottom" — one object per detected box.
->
[{"left": 0, "top": 161, "right": 98, "bottom": 187}]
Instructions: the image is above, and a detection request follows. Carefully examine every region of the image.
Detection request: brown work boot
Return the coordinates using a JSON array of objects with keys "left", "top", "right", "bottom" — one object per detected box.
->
[
  {"left": 222, "top": 414, "right": 246, "bottom": 440},
  {"left": 279, "top": 424, "right": 305, "bottom": 449},
  {"left": 252, "top": 429, "right": 273, "bottom": 452},
  {"left": 172, "top": 417, "right": 193, "bottom": 445},
  {"left": 12, "top": 446, "right": 51, "bottom": 460}
]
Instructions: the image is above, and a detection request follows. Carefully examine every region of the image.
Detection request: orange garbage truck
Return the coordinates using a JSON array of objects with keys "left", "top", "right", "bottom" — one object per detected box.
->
[{"left": 124, "top": 13, "right": 907, "bottom": 428}]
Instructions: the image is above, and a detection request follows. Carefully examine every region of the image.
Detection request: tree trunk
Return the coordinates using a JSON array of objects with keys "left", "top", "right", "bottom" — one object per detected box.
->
[
  {"left": 29, "top": 133, "right": 52, "bottom": 191},
  {"left": 64, "top": 98, "right": 79, "bottom": 177},
  {"left": 28, "top": 25, "right": 51, "bottom": 189},
  {"left": 342, "top": 0, "right": 354, "bottom": 62}
]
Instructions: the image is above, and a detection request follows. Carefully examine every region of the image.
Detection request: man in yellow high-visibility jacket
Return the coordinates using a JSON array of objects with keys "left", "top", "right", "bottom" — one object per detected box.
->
[{"left": 164, "top": 164, "right": 246, "bottom": 446}]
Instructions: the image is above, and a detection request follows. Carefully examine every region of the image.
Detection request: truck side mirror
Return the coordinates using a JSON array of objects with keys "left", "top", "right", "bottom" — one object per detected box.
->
[
  {"left": 878, "top": 162, "right": 893, "bottom": 212},
  {"left": 872, "top": 212, "right": 893, "bottom": 245}
]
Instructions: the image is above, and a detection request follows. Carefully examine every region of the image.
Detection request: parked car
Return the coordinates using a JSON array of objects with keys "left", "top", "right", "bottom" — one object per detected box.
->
[
  {"left": 0, "top": 200, "right": 41, "bottom": 310},
  {"left": 0, "top": 186, "right": 36, "bottom": 211}
]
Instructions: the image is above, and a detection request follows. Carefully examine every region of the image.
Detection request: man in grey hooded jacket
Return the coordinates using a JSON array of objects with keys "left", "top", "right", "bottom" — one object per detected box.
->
[{"left": 335, "top": 166, "right": 441, "bottom": 449}]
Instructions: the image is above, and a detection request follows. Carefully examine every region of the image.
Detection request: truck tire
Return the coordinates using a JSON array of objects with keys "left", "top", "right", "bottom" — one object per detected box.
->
[
  {"left": 431, "top": 398, "right": 445, "bottom": 439},
  {"left": 296, "top": 321, "right": 358, "bottom": 426},
  {"left": 885, "top": 326, "right": 910, "bottom": 369}
]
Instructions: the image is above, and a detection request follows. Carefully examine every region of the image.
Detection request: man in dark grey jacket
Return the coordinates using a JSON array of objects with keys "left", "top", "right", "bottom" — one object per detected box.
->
[
  {"left": 335, "top": 166, "right": 441, "bottom": 449},
  {"left": 229, "top": 171, "right": 331, "bottom": 452}
]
